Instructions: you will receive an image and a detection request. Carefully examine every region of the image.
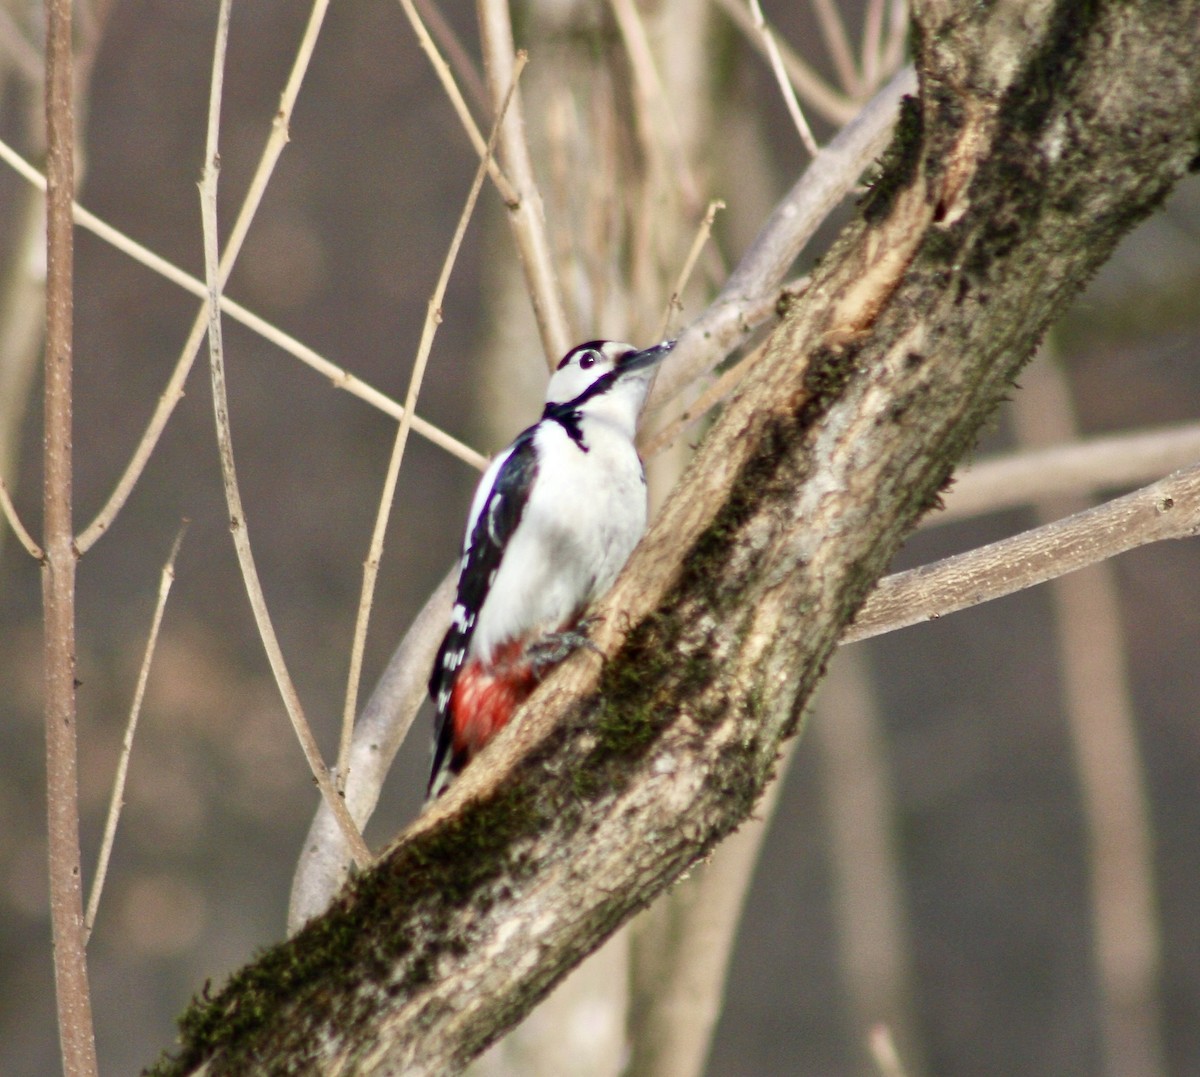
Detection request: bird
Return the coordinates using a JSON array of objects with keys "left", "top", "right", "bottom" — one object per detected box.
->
[{"left": 426, "top": 337, "right": 676, "bottom": 800}]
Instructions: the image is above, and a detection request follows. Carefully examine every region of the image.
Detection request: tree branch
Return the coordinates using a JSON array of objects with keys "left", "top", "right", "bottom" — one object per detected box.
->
[
  {"left": 477, "top": 0, "right": 572, "bottom": 363},
  {"left": 151, "top": 2, "right": 1200, "bottom": 1072},
  {"left": 198, "top": 0, "right": 370, "bottom": 867},
  {"left": 846, "top": 460, "right": 1200, "bottom": 644},
  {"left": 649, "top": 62, "right": 915, "bottom": 406},
  {"left": 42, "top": 0, "right": 99, "bottom": 1071},
  {"left": 935, "top": 420, "right": 1200, "bottom": 525}
]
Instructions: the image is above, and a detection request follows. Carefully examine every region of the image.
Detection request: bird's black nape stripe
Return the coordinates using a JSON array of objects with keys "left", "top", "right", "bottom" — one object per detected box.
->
[
  {"left": 543, "top": 364, "right": 625, "bottom": 421},
  {"left": 548, "top": 406, "right": 588, "bottom": 452}
]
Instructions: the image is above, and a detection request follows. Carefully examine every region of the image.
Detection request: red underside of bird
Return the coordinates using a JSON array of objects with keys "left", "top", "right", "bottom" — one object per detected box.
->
[{"left": 447, "top": 638, "right": 540, "bottom": 760}]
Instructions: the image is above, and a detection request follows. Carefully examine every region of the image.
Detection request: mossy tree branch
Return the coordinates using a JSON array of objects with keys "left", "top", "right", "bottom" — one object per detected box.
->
[{"left": 151, "top": 1, "right": 1200, "bottom": 1073}]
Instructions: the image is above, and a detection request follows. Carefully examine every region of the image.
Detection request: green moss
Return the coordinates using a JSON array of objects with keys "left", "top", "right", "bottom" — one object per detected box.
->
[
  {"left": 150, "top": 294, "right": 879, "bottom": 1073},
  {"left": 921, "top": 223, "right": 961, "bottom": 267},
  {"left": 148, "top": 773, "right": 562, "bottom": 1076},
  {"left": 1000, "top": 0, "right": 1103, "bottom": 140},
  {"left": 800, "top": 342, "right": 859, "bottom": 420},
  {"left": 961, "top": 0, "right": 1108, "bottom": 286},
  {"left": 860, "top": 94, "right": 924, "bottom": 224}
]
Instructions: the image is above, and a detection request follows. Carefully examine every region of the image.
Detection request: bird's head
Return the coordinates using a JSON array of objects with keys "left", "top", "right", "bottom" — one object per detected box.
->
[{"left": 543, "top": 339, "right": 676, "bottom": 412}]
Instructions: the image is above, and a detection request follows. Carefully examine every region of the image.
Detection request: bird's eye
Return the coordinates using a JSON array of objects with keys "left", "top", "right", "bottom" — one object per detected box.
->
[{"left": 579, "top": 351, "right": 598, "bottom": 369}]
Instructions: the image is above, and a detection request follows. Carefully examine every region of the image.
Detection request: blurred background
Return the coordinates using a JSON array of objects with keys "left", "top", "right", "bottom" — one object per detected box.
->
[{"left": 1, "top": 1, "right": 1197, "bottom": 1075}]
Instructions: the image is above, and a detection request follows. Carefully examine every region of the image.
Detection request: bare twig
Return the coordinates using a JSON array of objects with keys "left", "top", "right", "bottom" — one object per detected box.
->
[
  {"left": 749, "top": 0, "right": 819, "bottom": 156},
  {"left": 84, "top": 524, "right": 188, "bottom": 942},
  {"left": 0, "top": 137, "right": 488, "bottom": 499},
  {"left": 810, "top": 0, "right": 862, "bottom": 96},
  {"left": 935, "top": 420, "right": 1200, "bottom": 525},
  {"left": 42, "top": 0, "right": 99, "bottom": 1070},
  {"left": 657, "top": 199, "right": 726, "bottom": 340},
  {"left": 709, "top": 0, "right": 857, "bottom": 124},
  {"left": 1, "top": 475, "right": 42, "bottom": 558},
  {"left": 397, "top": 0, "right": 519, "bottom": 207},
  {"left": 0, "top": 0, "right": 481, "bottom": 562},
  {"left": 844, "top": 462, "right": 1200, "bottom": 644},
  {"left": 650, "top": 64, "right": 916, "bottom": 405},
  {"left": 477, "top": 0, "right": 573, "bottom": 365},
  {"left": 199, "top": 0, "right": 371, "bottom": 868},
  {"left": 643, "top": 339, "right": 767, "bottom": 458},
  {"left": 337, "top": 54, "right": 525, "bottom": 787},
  {"left": 74, "top": 0, "right": 341, "bottom": 552},
  {"left": 862, "top": 0, "right": 886, "bottom": 90},
  {"left": 642, "top": 277, "right": 811, "bottom": 457},
  {"left": 289, "top": 570, "right": 456, "bottom": 932},
  {"left": 610, "top": 0, "right": 706, "bottom": 211},
  {"left": 413, "top": 0, "right": 489, "bottom": 114}
]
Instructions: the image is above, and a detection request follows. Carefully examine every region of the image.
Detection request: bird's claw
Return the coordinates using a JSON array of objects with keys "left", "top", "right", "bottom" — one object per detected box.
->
[{"left": 526, "top": 622, "right": 601, "bottom": 674}]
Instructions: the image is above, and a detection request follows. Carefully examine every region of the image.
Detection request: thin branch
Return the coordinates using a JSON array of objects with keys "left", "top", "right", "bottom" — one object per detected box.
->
[
  {"left": 610, "top": 0, "right": 706, "bottom": 211},
  {"left": 288, "top": 569, "right": 456, "bottom": 932},
  {"left": 337, "top": 54, "right": 525, "bottom": 786},
  {"left": 42, "top": 0, "right": 98, "bottom": 1070},
  {"left": 709, "top": 0, "right": 857, "bottom": 125},
  {"left": 644, "top": 340, "right": 766, "bottom": 458},
  {"left": 657, "top": 199, "right": 726, "bottom": 340},
  {"left": 413, "top": 0, "right": 489, "bottom": 114},
  {"left": 0, "top": 475, "right": 43, "bottom": 558},
  {"left": 198, "top": 0, "right": 371, "bottom": 868},
  {"left": 642, "top": 277, "right": 809, "bottom": 458},
  {"left": 862, "top": 0, "right": 886, "bottom": 90},
  {"left": 749, "top": 0, "right": 819, "bottom": 156},
  {"left": 810, "top": 0, "right": 862, "bottom": 97},
  {"left": 1, "top": 0, "right": 484, "bottom": 557},
  {"left": 934, "top": 420, "right": 1200, "bottom": 525},
  {"left": 844, "top": 462, "right": 1200, "bottom": 645},
  {"left": 397, "top": 0, "right": 520, "bottom": 207},
  {"left": 650, "top": 64, "right": 916, "bottom": 406},
  {"left": 477, "top": 0, "right": 573, "bottom": 365},
  {"left": 0, "top": 139, "right": 489, "bottom": 545},
  {"left": 84, "top": 524, "right": 188, "bottom": 942},
  {"left": 74, "top": 0, "right": 343, "bottom": 551}
]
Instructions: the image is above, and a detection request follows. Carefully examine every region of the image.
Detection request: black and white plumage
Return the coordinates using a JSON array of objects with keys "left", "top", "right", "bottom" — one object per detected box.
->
[{"left": 426, "top": 338, "right": 675, "bottom": 799}]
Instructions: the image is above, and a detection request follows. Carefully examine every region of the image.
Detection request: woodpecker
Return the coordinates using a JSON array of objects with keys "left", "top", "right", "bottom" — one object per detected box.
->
[{"left": 426, "top": 337, "right": 675, "bottom": 799}]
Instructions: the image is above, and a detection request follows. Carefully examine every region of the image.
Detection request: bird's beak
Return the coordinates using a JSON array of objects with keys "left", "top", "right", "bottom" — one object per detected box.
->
[{"left": 618, "top": 338, "right": 676, "bottom": 373}]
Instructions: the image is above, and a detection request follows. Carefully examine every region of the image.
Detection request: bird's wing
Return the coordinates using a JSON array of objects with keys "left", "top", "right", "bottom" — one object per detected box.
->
[{"left": 428, "top": 425, "right": 540, "bottom": 790}]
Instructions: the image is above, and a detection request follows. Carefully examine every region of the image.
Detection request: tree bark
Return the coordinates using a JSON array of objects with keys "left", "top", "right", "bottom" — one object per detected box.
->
[{"left": 150, "top": 2, "right": 1200, "bottom": 1073}]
